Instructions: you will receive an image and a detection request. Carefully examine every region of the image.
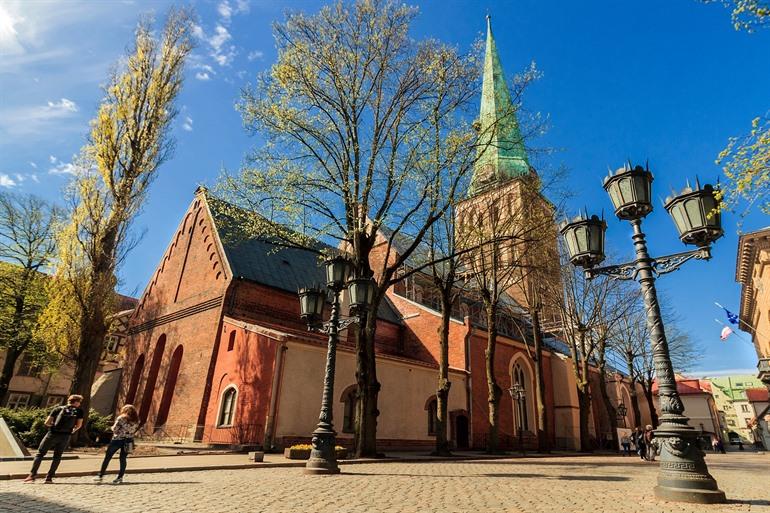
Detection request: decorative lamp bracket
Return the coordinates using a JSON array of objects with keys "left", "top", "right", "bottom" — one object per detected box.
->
[
  {"left": 308, "top": 316, "right": 361, "bottom": 334},
  {"left": 585, "top": 246, "right": 710, "bottom": 282}
]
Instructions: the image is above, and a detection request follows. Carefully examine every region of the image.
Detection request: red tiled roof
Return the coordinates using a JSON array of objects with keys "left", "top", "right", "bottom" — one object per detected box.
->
[
  {"left": 652, "top": 378, "right": 710, "bottom": 395},
  {"left": 746, "top": 388, "right": 770, "bottom": 402}
]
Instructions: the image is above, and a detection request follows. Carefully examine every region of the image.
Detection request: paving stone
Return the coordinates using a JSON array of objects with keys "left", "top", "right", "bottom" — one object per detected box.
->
[{"left": 0, "top": 453, "right": 767, "bottom": 513}]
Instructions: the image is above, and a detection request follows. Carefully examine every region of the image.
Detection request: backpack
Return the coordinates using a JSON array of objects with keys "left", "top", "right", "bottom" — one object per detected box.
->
[{"left": 52, "top": 405, "right": 79, "bottom": 433}]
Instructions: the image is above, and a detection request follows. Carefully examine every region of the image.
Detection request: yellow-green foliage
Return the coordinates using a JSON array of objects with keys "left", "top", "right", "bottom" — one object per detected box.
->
[
  {"left": 715, "top": 115, "right": 770, "bottom": 218},
  {"left": 37, "top": 9, "right": 193, "bottom": 377}
]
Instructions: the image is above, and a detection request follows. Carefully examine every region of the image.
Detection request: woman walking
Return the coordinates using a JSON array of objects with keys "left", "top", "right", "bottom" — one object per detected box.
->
[{"left": 93, "top": 405, "right": 140, "bottom": 484}]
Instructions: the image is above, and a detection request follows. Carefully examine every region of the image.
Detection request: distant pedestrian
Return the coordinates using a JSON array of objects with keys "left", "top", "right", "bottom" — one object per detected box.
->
[
  {"left": 644, "top": 425, "right": 655, "bottom": 462},
  {"left": 24, "top": 394, "right": 85, "bottom": 484},
  {"left": 711, "top": 437, "right": 719, "bottom": 452},
  {"left": 620, "top": 434, "right": 631, "bottom": 456},
  {"left": 634, "top": 427, "right": 646, "bottom": 460},
  {"left": 93, "top": 404, "right": 140, "bottom": 484},
  {"left": 717, "top": 439, "right": 726, "bottom": 454},
  {"left": 738, "top": 440, "right": 744, "bottom": 451}
]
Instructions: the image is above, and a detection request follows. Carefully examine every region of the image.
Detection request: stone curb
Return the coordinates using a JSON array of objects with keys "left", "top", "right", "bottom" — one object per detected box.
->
[{"left": 0, "top": 451, "right": 597, "bottom": 480}]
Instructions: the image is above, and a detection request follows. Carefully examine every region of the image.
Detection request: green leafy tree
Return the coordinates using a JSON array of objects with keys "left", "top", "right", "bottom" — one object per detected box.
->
[
  {"left": 37, "top": 9, "right": 193, "bottom": 441},
  {"left": 0, "top": 193, "right": 58, "bottom": 405},
  {"left": 704, "top": 0, "right": 769, "bottom": 31}
]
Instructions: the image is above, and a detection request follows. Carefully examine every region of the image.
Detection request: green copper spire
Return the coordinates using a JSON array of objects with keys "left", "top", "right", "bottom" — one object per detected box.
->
[{"left": 468, "top": 16, "right": 530, "bottom": 197}]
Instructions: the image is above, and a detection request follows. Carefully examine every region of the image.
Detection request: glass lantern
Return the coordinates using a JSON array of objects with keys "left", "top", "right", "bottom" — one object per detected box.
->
[
  {"left": 664, "top": 181, "right": 724, "bottom": 247},
  {"left": 298, "top": 287, "right": 325, "bottom": 323},
  {"left": 348, "top": 277, "right": 376, "bottom": 313},
  {"left": 324, "top": 255, "right": 352, "bottom": 290},
  {"left": 560, "top": 214, "right": 607, "bottom": 269},
  {"left": 603, "top": 163, "right": 654, "bottom": 220}
]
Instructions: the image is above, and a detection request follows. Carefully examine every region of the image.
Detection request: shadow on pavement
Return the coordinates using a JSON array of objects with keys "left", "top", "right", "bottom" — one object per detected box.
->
[
  {"left": 727, "top": 499, "right": 770, "bottom": 507},
  {"left": 58, "top": 481, "right": 201, "bottom": 486},
  {"left": 343, "top": 471, "right": 629, "bottom": 482},
  {"left": 0, "top": 493, "right": 95, "bottom": 513}
]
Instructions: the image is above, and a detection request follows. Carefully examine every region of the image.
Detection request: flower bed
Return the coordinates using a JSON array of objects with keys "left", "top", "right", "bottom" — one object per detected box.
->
[{"left": 284, "top": 444, "right": 348, "bottom": 460}]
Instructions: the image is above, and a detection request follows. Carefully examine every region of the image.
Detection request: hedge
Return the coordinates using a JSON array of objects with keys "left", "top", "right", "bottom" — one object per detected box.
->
[{"left": 0, "top": 407, "right": 114, "bottom": 447}]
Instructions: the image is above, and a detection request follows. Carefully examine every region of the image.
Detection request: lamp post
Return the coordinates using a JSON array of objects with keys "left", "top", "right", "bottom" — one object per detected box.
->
[
  {"left": 298, "top": 256, "right": 376, "bottom": 475},
  {"left": 617, "top": 402, "right": 628, "bottom": 429},
  {"left": 560, "top": 163, "right": 726, "bottom": 504},
  {"left": 509, "top": 383, "right": 526, "bottom": 456}
]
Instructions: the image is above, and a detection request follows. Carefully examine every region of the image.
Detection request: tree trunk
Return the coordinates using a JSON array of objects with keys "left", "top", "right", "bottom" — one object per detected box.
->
[
  {"left": 485, "top": 302, "right": 502, "bottom": 454},
  {"left": 433, "top": 289, "right": 452, "bottom": 456},
  {"left": 596, "top": 366, "right": 618, "bottom": 451},
  {"left": 354, "top": 306, "right": 381, "bottom": 458},
  {"left": 642, "top": 383, "right": 659, "bottom": 428},
  {"left": 577, "top": 385, "right": 592, "bottom": 452},
  {"left": 625, "top": 351, "right": 642, "bottom": 428},
  {"left": 71, "top": 306, "right": 109, "bottom": 444},
  {"left": 530, "top": 309, "right": 549, "bottom": 453},
  {"left": 0, "top": 346, "right": 23, "bottom": 406}
]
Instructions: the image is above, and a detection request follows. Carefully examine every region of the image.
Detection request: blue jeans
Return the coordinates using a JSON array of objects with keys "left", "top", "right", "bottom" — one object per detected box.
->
[{"left": 99, "top": 439, "right": 131, "bottom": 478}]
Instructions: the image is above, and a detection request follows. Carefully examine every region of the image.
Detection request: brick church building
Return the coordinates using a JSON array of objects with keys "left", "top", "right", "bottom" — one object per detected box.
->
[{"left": 118, "top": 20, "right": 652, "bottom": 451}]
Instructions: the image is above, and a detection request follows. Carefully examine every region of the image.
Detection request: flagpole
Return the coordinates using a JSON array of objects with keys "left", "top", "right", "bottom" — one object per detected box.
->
[
  {"left": 713, "top": 319, "right": 753, "bottom": 345},
  {"left": 714, "top": 302, "right": 770, "bottom": 343}
]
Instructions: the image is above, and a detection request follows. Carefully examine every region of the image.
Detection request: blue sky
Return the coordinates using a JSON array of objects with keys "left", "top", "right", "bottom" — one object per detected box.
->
[{"left": 1, "top": 0, "right": 768, "bottom": 375}]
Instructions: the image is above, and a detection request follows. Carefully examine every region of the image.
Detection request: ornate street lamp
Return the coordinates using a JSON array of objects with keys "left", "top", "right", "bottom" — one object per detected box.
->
[
  {"left": 561, "top": 162, "right": 725, "bottom": 504},
  {"left": 616, "top": 402, "right": 628, "bottom": 429},
  {"left": 298, "top": 256, "right": 375, "bottom": 475},
  {"left": 508, "top": 383, "right": 526, "bottom": 456}
]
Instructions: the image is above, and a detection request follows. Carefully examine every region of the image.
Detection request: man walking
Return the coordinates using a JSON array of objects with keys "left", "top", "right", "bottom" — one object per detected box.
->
[{"left": 23, "top": 394, "right": 85, "bottom": 483}]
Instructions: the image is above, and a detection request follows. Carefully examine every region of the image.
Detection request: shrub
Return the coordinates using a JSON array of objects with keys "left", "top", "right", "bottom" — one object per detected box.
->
[
  {"left": 0, "top": 407, "right": 49, "bottom": 447},
  {"left": 0, "top": 406, "right": 114, "bottom": 447}
]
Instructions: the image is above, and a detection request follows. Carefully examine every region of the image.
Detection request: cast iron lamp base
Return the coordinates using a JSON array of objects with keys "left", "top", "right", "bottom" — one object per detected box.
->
[
  {"left": 653, "top": 419, "right": 725, "bottom": 504},
  {"left": 304, "top": 423, "right": 340, "bottom": 475}
]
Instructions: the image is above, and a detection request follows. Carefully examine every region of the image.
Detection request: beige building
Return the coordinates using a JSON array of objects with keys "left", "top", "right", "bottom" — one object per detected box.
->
[
  {"left": 1, "top": 302, "right": 135, "bottom": 413},
  {"left": 655, "top": 377, "right": 722, "bottom": 443},
  {"left": 736, "top": 226, "right": 770, "bottom": 389}
]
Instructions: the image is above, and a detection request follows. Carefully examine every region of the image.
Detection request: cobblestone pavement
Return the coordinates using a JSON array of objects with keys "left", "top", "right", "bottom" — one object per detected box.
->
[{"left": 1, "top": 453, "right": 767, "bottom": 513}]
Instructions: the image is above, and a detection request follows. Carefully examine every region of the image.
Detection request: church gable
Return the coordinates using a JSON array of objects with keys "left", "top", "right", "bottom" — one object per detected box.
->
[{"left": 134, "top": 190, "right": 231, "bottom": 322}]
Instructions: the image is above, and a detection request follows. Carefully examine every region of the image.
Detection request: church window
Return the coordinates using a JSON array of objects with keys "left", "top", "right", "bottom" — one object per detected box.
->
[
  {"left": 512, "top": 362, "right": 529, "bottom": 432},
  {"left": 427, "top": 398, "right": 438, "bottom": 436},
  {"left": 342, "top": 388, "right": 356, "bottom": 433},
  {"left": 227, "top": 330, "right": 236, "bottom": 352},
  {"left": 218, "top": 386, "right": 238, "bottom": 427}
]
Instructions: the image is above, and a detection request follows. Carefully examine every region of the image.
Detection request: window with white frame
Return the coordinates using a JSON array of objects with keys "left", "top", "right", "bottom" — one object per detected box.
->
[
  {"left": 45, "top": 395, "right": 65, "bottom": 407},
  {"left": 7, "top": 393, "right": 30, "bottom": 409},
  {"left": 217, "top": 386, "right": 238, "bottom": 427},
  {"left": 104, "top": 334, "right": 121, "bottom": 353}
]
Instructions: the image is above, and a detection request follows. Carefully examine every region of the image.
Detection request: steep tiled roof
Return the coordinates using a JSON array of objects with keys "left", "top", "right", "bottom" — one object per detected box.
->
[
  {"left": 205, "top": 194, "right": 402, "bottom": 325},
  {"left": 746, "top": 388, "right": 770, "bottom": 403}
]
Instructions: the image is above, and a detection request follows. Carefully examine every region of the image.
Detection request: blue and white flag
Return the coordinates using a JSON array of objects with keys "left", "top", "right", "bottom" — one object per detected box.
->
[{"left": 723, "top": 308, "right": 739, "bottom": 325}]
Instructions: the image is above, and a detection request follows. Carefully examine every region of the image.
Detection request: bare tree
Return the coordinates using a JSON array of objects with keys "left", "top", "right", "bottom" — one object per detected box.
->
[
  {"left": 0, "top": 193, "right": 58, "bottom": 404},
  {"left": 215, "top": 0, "right": 514, "bottom": 458}
]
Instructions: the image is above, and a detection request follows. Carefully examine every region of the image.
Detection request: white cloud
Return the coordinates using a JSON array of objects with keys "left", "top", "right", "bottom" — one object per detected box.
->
[
  {"left": 14, "top": 173, "right": 24, "bottom": 182},
  {"left": 217, "top": 1, "right": 233, "bottom": 22},
  {"left": 195, "top": 72, "right": 211, "bottom": 81},
  {"left": 29, "top": 161, "right": 37, "bottom": 168},
  {"left": 247, "top": 50, "right": 263, "bottom": 61},
  {"left": 48, "top": 155, "right": 77, "bottom": 175},
  {"left": 0, "top": 98, "right": 80, "bottom": 137},
  {"left": 47, "top": 97, "right": 78, "bottom": 112},
  {"left": 0, "top": 173, "right": 17, "bottom": 188},
  {"left": 182, "top": 116, "right": 193, "bottom": 132},
  {"left": 29, "top": 174, "right": 39, "bottom": 183},
  {"left": 0, "top": 3, "right": 25, "bottom": 55}
]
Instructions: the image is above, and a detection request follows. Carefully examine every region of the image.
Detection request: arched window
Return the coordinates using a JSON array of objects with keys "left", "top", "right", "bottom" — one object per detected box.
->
[
  {"left": 227, "top": 330, "right": 236, "bottom": 352},
  {"left": 154, "top": 345, "right": 183, "bottom": 429},
  {"left": 218, "top": 386, "right": 238, "bottom": 427},
  {"left": 512, "top": 362, "right": 529, "bottom": 431},
  {"left": 125, "top": 354, "right": 145, "bottom": 404},
  {"left": 139, "top": 334, "right": 166, "bottom": 423},
  {"left": 342, "top": 388, "right": 356, "bottom": 434},
  {"left": 427, "top": 398, "right": 438, "bottom": 436}
]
